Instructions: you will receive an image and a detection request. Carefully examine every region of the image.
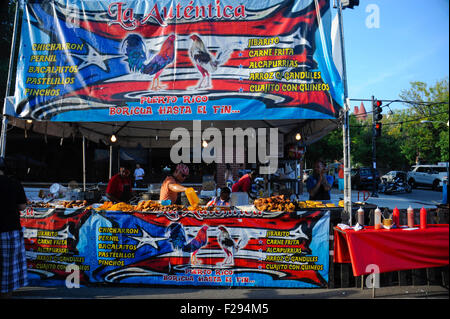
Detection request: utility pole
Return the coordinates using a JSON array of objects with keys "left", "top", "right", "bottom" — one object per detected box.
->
[{"left": 335, "top": 0, "right": 359, "bottom": 224}]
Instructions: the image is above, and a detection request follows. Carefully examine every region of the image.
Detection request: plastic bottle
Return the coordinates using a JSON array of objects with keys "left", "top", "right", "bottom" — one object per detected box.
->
[
  {"left": 374, "top": 207, "right": 382, "bottom": 229},
  {"left": 357, "top": 207, "right": 364, "bottom": 226},
  {"left": 185, "top": 187, "right": 199, "bottom": 207},
  {"left": 420, "top": 206, "right": 427, "bottom": 229},
  {"left": 407, "top": 205, "right": 414, "bottom": 228},
  {"left": 393, "top": 206, "right": 400, "bottom": 227}
]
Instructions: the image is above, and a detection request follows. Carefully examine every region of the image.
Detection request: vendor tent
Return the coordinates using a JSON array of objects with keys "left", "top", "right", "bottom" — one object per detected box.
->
[{"left": 1, "top": 0, "right": 344, "bottom": 170}]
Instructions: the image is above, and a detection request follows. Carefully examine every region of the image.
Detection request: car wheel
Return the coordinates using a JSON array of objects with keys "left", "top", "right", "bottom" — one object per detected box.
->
[
  {"left": 432, "top": 180, "right": 440, "bottom": 191},
  {"left": 408, "top": 178, "right": 416, "bottom": 189}
]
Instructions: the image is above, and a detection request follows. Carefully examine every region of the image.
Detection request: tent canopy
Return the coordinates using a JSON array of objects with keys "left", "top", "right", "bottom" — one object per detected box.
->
[
  {"left": 7, "top": 107, "right": 338, "bottom": 148},
  {"left": 3, "top": 0, "right": 343, "bottom": 151}
]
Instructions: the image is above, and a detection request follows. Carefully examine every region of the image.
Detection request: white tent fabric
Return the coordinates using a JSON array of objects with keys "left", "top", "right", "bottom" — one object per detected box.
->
[{"left": 7, "top": 112, "right": 338, "bottom": 149}]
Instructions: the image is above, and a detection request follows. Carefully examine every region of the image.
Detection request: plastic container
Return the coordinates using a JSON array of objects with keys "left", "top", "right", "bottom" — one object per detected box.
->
[
  {"left": 393, "top": 206, "right": 400, "bottom": 227},
  {"left": 230, "top": 192, "right": 249, "bottom": 206},
  {"left": 185, "top": 188, "right": 199, "bottom": 207},
  {"left": 161, "top": 199, "right": 171, "bottom": 206},
  {"left": 374, "top": 207, "right": 382, "bottom": 229},
  {"left": 407, "top": 205, "right": 414, "bottom": 228},
  {"left": 357, "top": 207, "right": 364, "bottom": 226},
  {"left": 420, "top": 206, "right": 427, "bottom": 229}
]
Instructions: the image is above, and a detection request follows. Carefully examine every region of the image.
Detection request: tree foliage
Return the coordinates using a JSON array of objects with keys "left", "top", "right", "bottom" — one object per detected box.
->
[{"left": 306, "top": 78, "right": 449, "bottom": 171}]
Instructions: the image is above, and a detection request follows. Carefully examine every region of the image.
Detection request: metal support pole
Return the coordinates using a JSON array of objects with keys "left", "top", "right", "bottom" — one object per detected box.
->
[
  {"left": 82, "top": 136, "right": 86, "bottom": 191},
  {"left": 337, "top": 0, "right": 353, "bottom": 224},
  {"left": 109, "top": 145, "right": 113, "bottom": 180},
  {"left": 371, "top": 95, "right": 378, "bottom": 197},
  {"left": 1, "top": 0, "right": 21, "bottom": 158}
]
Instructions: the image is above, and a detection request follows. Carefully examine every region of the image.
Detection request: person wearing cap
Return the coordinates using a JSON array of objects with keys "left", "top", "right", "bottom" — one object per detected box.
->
[
  {"left": 106, "top": 163, "right": 133, "bottom": 203},
  {"left": 0, "top": 157, "right": 28, "bottom": 298},
  {"left": 160, "top": 164, "right": 189, "bottom": 205},
  {"left": 206, "top": 187, "right": 231, "bottom": 207}
]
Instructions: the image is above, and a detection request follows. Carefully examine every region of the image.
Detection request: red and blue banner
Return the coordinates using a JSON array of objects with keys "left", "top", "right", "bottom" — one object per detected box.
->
[
  {"left": 21, "top": 208, "right": 330, "bottom": 288},
  {"left": 11, "top": 0, "right": 343, "bottom": 122}
]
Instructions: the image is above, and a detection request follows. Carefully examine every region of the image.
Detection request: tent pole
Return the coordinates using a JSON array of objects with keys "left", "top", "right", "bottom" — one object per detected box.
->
[
  {"left": 109, "top": 145, "right": 112, "bottom": 179},
  {"left": 82, "top": 136, "right": 86, "bottom": 191},
  {"left": 1, "top": 0, "right": 20, "bottom": 158},
  {"left": 337, "top": 0, "right": 353, "bottom": 224}
]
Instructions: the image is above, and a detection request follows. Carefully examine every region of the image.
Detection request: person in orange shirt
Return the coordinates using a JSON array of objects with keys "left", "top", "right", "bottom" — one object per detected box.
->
[{"left": 160, "top": 164, "right": 189, "bottom": 205}]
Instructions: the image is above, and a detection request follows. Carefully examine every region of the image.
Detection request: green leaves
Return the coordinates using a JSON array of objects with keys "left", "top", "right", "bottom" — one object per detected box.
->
[{"left": 306, "top": 78, "right": 448, "bottom": 170}]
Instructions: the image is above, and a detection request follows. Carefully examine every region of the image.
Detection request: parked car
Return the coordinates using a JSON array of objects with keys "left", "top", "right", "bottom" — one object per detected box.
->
[
  {"left": 351, "top": 167, "right": 380, "bottom": 190},
  {"left": 408, "top": 163, "right": 449, "bottom": 190},
  {"left": 381, "top": 171, "right": 409, "bottom": 183}
]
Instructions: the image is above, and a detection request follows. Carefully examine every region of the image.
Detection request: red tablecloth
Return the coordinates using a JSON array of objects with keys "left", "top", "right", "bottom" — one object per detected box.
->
[{"left": 334, "top": 224, "right": 449, "bottom": 276}]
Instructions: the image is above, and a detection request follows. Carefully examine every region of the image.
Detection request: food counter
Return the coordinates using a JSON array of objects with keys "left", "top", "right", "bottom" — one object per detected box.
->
[{"left": 21, "top": 196, "right": 332, "bottom": 288}]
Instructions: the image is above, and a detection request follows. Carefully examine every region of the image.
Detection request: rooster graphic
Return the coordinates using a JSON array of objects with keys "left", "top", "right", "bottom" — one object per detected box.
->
[
  {"left": 217, "top": 226, "right": 249, "bottom": 267},
  {"left": 166, "top": 223, "right": 209, "bottom": 266},
  {"left": 122, "top": 33, "right": 176, "bottom": 90},
  {"left": 189, "top": 34, "right": 233, "bottom": 89}
]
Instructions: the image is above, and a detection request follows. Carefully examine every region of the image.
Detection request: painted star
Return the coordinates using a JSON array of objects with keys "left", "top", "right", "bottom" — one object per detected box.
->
[
  {"left": 290, "top": 226, "right": 309, "bottom": 240},
  {"left": 128, "top": 228, "right": 166, "bottom": 250},
  {"left": 71, "top": 42, "right": 121, "bottom": 71}
]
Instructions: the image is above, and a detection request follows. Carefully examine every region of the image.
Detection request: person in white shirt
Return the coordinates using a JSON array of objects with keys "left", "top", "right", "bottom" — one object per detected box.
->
[{"left": 134, "top": 163, "right": 145, "bottom": 188}]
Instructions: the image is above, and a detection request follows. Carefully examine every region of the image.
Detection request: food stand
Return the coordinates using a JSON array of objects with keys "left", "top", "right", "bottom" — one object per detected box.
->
[
  {"left": 21, "top": 198, "right": 334, "bottom": 288},
  {"left": 4, "top": 0, "right": 350, "bottom": 288}
]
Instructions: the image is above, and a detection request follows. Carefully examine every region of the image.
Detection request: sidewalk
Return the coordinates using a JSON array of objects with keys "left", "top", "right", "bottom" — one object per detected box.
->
[{"left": 8, "top": 284, "right": 449, "bottom": 299}]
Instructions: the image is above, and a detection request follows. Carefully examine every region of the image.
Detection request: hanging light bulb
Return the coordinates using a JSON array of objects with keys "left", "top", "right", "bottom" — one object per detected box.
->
[
  {"left": 295, "top": 133, "right": 301, "bottom": 141},
  {"left": 202, "top": 140, "right": 208, "bottom": 148},
  {"left": 110, "top": 134, "right": 117, "bottom": 143}
]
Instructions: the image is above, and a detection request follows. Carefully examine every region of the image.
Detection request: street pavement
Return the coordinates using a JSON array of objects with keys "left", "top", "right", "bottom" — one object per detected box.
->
[{"left": 8, "top": 284, "right": 449, "bottom": 299}]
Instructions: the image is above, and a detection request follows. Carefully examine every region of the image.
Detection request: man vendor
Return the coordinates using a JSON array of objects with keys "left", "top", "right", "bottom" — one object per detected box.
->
[
  {"left": 160, "top": 164, "right": 189, "bottom": 205},
  {"left": 306, "top": 160, "right": 334, "bottom": 200},
  {"left": 106, "top": 164, "right": 133, "bottom": 203},
  {"left": 232, "top": 170, "right": 257, "bottom": 198}
]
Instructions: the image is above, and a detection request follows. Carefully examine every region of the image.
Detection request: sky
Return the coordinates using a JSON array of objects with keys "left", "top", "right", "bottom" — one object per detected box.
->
[{"left": 334, "top": 0, "right": 449, "bottom": 111}]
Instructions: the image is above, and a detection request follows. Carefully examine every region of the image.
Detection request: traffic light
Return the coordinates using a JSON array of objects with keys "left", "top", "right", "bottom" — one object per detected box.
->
[
  {"left": 342, "top": 0, "right": 360, "bottom": 9},
  {"left": 373, "top": 99, "right": 383, "bottom": 121},
  {"left": 375, "top": 122, "right": 382, "bottom": 137}
]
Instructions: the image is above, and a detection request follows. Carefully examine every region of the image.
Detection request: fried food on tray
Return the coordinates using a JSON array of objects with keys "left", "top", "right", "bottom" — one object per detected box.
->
[
  {"left": 108, "top": 202, "right": 135, "bottom": 212},
  {"left": 94, "top": 200, "right": 233, "bottom": 212},
  {"left": 96, "top": 201, "right": 114, "bottom": 210},
  {"left": 297, "top": 200, "right": 336, "bottom": 208},
  {"left": 60, "top": 200, "right": 88, "bottom": 208},
  {"left": 254, "top": 195, "right": 295, "bottom": 212}
]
